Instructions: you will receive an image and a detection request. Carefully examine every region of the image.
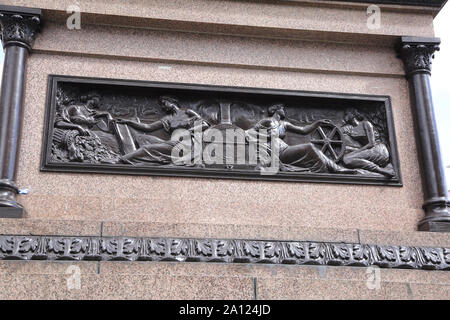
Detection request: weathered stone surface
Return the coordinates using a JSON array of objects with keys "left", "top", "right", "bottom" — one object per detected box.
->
[
  {"left": 0, "top": 0, "right": 446, "bottom": 301},
  {"left": 359, "top": 229, "right": 450, "bottom": 247},
  {"left": 0, "top": 260, "right": 447, "bottom": 299},
  {"left": 0, "top": 0, "right": 436, "bottom": 43},
  {"left": 257, "top": 278, "right": 411, "bottom": 300},
  {"left": 0, "top": 218, "right": 101, "bottom": 236},
  {"left": 101, "top": 221, "right": 359, "bottom": 243},
  {"left": 18, "top": 52, "right": 423, "bottom": 232}
]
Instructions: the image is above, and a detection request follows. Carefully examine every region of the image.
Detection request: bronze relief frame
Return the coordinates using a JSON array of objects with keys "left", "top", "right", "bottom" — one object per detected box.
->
[{"left": 41, "top": 75, "right": 402, "bottom": 186}]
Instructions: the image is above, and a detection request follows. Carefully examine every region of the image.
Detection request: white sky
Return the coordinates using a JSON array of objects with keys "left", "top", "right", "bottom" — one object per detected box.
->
[
  {"left": 0, "top": 6, "right": 449, "bottom": 184},
  {"left": 431, "top": 4, "right": 450, "bottom": 187}
]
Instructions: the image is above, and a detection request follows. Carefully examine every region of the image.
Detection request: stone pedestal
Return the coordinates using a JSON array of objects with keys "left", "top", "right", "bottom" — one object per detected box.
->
[{"left": 0, "top": 0, "right": 448, "bottom": 299}]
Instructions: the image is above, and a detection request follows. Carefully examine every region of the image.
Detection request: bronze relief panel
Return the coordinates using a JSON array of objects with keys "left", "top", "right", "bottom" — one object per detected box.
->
[{"left": 41, "top": 75, "right": 402, "bottom": 185}]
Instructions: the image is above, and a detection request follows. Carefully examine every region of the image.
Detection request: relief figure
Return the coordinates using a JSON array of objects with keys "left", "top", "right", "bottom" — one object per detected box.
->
[
  {"left": 341, "top": 110, "right": 394, "bottom": 177},
  {"left": 245, "top": 104, "right": 356, "bottom": 174},
  {"left": 47, "top": 79, "right": 399, "bottom": 183},
  {"left": 115, "top": 96, "right": 209, "bottom": 164},
  {"left": 52, "top": 94, "right": 118, "bottom": 162}
]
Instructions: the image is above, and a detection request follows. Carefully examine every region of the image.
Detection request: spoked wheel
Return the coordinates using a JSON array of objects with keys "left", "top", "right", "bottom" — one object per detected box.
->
[{"left": 310, "top": 123, "right": 346, "bottom": 162}]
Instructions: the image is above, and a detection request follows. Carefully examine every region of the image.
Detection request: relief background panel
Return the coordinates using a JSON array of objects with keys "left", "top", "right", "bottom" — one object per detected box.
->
[{"left": 15, "top": 52, "right": 423, "bottom": 232}]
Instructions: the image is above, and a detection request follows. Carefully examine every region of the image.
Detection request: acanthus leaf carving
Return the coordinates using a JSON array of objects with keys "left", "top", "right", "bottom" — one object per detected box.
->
[
  {"left": 264, "top": 242, "right": 281, "bottom": 259},
  {"left": 399, "top": 246, "right": 418, "bottom": 264},
  {"left": 170, "top": 239, "right": 189, "bottom": 257},
  {"left": 376, "top": 245, "right": 398, "bottom": 263},
  {"left": 421, "top": 248, "right": 442, "bottom": 265},
  {"left": 0, "top": 236, "right": 14, "bottom": 254},
  {"left": 308, "top": 242, "right": 326, "bottom": 261},
  {"left": 398, "top": 42, "right": 440, "bottom": 76},
  {"left": 287, "top": 242, "right": 306, "bottom": 259},
  {"left": 0, "top": 235, "right": 447, "bottom": 271},
  {"left": 352, "top": 244, "right": 371, "bottom": 263},
  {"left": 444, "top": 248, "right": 450, "bottom": 264},
  {"left": 122, "top": 238, "right": 140, "bottom": 255},
  {"left": 99, "top": 238, "right": 117, "bottom": 255},
  {"left": 0, "top": 12, "right": 40, "bottom": 50},
  {"left": 216, "top": 240, "right": 234, "bottom": 257},
  {"left": 195, "top": 240, "right": 213, "bottom": 257},
  {"left": 330, "top": 243, "right": 351, "bottom": 261},
  {"left": 243, "top": 241, "right": 262, "bottom": 258},
  {"left": 148, "top": 239, "right": 166, "bottom": 256}
]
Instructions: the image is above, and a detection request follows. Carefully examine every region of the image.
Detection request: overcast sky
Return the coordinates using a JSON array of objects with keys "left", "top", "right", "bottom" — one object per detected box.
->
[
  {"left": 0, "top": 6, "right": 449, "bottom": 184},
  {"left": 430, "top": 4, "right": 450, "bottom": 187}
]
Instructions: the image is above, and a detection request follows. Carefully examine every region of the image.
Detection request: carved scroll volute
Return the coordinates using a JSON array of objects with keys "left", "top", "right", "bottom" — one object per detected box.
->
[
  {"left": 398, "top": 42, "right": 440, "bottom": 76},
  {"left": 0, "top": 12, "right": 41, "bottom": 51}
]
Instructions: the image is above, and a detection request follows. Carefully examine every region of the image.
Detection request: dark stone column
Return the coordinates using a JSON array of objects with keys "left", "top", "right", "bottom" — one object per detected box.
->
[
  {"left": 398, "top": 36, "right": 450, "bottom": 232},
  {"left": 0, "top": 6, "right": 41, "bottom": 218}
]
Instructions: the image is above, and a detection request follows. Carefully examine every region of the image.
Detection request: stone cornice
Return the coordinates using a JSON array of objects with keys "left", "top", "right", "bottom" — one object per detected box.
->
[
  {"left": 324, "top": 0, "right": 447, "bottom": 9},
  {"left": 0, "top": 235, "right": 448, "bottom": 271},
  {"left": 0, "top": 6, "right": 41, "bottom": 51}
]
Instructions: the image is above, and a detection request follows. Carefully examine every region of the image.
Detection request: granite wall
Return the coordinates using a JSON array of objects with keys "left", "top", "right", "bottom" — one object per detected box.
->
[
  {"left": 10, "top": 0, "right": 430, "bottom": 233},
  {"left": 0, "top": 0, "right": 448, "bottom": 300}
]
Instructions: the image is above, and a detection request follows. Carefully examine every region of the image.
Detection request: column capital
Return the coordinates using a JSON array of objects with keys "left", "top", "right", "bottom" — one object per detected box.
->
[
  {"left": 0, "top": 5, "right": 41, "bottom": 52},
  {"left": 397, "top": 37, "right": 441, "bottom": 77}
]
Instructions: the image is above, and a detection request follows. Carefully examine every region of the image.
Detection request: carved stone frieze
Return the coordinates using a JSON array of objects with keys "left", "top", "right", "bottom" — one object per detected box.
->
[
  {"left": 42, "top": 76, "right": 402, "bottom": 185},
  {"left": 0, "top": 235, "right": 448, "bottom": 271}
]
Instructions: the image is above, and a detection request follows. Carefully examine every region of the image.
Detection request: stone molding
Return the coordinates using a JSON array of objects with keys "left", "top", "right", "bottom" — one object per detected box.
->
[
  {"left": 0, "top": 235, "right": 448, "bottom": 271},
  {"left": 329, "top": 0, "right": 446, "bottom": 8}
]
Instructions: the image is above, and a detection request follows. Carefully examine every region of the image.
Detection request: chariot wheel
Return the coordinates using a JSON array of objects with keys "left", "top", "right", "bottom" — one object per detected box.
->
[{"left": 310, "top": 123, "right": 346, "bottom": 162}]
